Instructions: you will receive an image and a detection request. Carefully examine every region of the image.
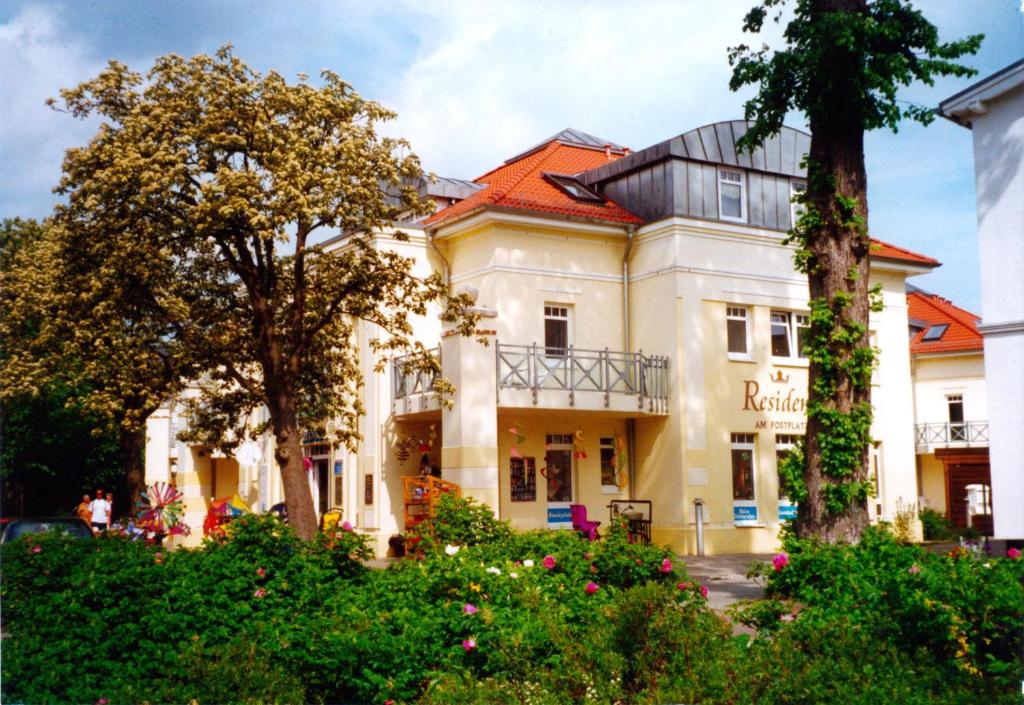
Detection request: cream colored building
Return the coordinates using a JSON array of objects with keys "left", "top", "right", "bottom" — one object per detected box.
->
[
  {"left": 147, "top": 122, "right": 941, "bottom": 554},
  {"left": 909, "top": 287, "right": 992, "bottom": 533}
]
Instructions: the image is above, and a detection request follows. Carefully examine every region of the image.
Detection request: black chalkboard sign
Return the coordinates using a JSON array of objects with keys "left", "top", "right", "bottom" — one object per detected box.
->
[{"left": 510, "top": 457, "right": 536, "bottom": 502}]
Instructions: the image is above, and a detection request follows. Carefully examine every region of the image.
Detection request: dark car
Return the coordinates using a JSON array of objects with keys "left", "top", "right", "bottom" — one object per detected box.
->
[{"left": 0, "top": 517, "right": 94, "bottom": 543}]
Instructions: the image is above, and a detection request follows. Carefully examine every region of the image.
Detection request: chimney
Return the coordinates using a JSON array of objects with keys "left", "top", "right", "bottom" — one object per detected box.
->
[
  {"left": 624, "top": 147, "right": 631, "bottom": 156},
  {"left": 604, "top": 143, "right": 612, "bottom": 160}
]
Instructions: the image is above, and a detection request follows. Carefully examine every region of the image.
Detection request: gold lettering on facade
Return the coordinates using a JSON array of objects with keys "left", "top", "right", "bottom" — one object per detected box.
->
[{"left": 742, "top": 379, "right": 807, "bottom": 414}]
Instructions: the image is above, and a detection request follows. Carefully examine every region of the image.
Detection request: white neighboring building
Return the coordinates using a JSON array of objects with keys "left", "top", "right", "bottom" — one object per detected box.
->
[{"left": 939, "top": 59, "right": 1024, "bottom": 540}]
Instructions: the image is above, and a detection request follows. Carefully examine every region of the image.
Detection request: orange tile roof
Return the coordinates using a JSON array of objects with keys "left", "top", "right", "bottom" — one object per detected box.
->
[
  {"left": 908, "top": 290, "right": 983, "bottom": 355},
  {"left": 424, "top": 140, "right": 642, "bottom": 228},
  {"left": 869, "top": 239, "right": 940, "bottom": 266}
]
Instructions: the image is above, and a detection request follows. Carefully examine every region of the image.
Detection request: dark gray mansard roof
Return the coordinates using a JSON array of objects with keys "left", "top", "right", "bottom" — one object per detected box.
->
[{"left": 580, "top": 120, "right": 811, "bottom": 185}]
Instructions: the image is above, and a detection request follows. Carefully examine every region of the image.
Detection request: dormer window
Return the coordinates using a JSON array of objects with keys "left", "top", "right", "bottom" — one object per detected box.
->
[
  {"left": 719, "top": 169, "right": 746, "bottom": 222},
  {"left": 543, "top": 173, "right": 605, "bottom": 203},
  {"left": 922, "top": 324, "right": 949, "bottom": 341}
]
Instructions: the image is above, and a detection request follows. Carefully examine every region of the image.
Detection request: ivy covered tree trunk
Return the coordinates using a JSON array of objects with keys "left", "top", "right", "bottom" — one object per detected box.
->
[
  {"left": 730, "top": 0, "right": 982, "bottom": 543},
  {"left": 800, "top": 75, "right": 873, "bottom": 541}
]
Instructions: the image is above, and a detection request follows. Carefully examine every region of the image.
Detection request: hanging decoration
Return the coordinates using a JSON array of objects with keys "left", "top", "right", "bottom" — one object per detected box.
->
[
  {"left": 614, "top": 432, "right": 628, "bottom": 490},
  {"left": 136, "top": 482, "right": 190, "bottom": 536},
  {"left": 394, "top": 433, "right": 417, "bottom": 463},
  {"left": 509, "top": 422, "right": 526, "bottom": 460},
  {"left": 573, "top": 429, "right": 588, "bottom": 460},
  {"left": 428, "top": 424, "right": 437, "bottom": 448}
]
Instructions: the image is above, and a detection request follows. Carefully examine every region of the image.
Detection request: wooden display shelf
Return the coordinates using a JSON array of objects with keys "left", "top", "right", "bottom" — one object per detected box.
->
[{"left": 402, "top": 475, "right": 461, "bottom": 529}]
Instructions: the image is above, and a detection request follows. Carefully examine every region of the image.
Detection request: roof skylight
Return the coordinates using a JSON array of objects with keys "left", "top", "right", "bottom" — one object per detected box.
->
[
  {"left": 922, "top": 324, "right": 949, "bottom": 341},
  {"left": 543, "top": 173, "right": 606, "bottom": 204}
]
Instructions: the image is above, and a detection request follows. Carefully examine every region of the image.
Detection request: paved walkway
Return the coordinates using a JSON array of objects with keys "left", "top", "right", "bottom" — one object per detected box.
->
[{"left": 680, "top": 553, "right": 771, "bottom": 611}]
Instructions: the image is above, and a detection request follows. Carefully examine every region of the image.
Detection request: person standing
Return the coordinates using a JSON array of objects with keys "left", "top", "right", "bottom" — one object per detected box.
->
[
  {"left": 89, "top": 489, "right": 109, "bottom": 534},
  {"left": 76, "top": 494, "right": 91, "bottom": 524},
  {"left": 104, "top": 492, "right": 114, "bottom": 529}
]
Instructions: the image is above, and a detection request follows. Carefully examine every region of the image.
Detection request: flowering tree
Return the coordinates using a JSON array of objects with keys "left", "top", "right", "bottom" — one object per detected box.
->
[
  {"left": 730, "top": 0, "right": 981, "bottom": 542},
  {"left": 46, "top": 48, "right": 474, "bottom": 540}
]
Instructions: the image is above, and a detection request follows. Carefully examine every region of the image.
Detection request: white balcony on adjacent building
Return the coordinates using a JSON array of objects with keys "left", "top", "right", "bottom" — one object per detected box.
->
[{"left": 914, "top": 420, "right": 989, "bottom": 452}]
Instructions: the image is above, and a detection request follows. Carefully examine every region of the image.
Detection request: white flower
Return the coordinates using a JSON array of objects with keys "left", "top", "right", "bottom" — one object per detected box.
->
[
  {"left": 509, "top": 572, "right": 519, "bottom": 579},
  {"left": 523, "top": 559, "right": 535, "bottom": 568},
  {"left": 485, "top": 566, "right": 501, "bottom": 575},
  {"left": 445, "top": 544, "right": 460, "bottom": 556}
]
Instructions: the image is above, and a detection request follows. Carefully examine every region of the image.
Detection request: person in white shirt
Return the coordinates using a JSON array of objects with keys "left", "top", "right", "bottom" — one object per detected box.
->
[{"left": 89, "top": 489, "right": 110, "bottom": 533}]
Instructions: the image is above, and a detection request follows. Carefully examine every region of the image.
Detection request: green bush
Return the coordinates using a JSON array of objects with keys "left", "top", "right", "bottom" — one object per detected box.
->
[
  {"left": 5, "top": 510, "right": 1021, "bottom": 704},
  {"left": 920, "top": 506, "right": 958, "bottom": 540},
  {"left": 750, "top": 526, "right": 1024, "bottom": 701}
]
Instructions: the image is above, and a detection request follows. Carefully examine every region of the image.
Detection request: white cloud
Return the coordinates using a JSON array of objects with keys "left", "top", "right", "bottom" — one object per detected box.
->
[
  {"left": 0, "top": 3, "right": 103, "bottom": 218},
  {"left": 383, "top": 0, "right": 778, "bottom": 179}
]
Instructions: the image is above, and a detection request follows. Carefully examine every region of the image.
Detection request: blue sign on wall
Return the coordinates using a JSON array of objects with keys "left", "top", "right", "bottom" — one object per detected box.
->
[
  {"left": 778, "top": 503, "right": 798, "bottom": 521},
  {"left": 547, "top": 507, "right": 572, "bottom": 524},
  {"left": 333, "top": 460, "right": 343, "bottom": 476},
  {"left": 733, "top": 505, "right": 758, "bottom": 523}
]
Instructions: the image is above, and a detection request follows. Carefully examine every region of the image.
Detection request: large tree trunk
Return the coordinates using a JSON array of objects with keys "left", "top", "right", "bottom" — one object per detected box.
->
[
  {"left": 798, "top": 0, "right": 872, "bottom": 543},
  {"left": 267, "top": 392, "right": 318, "bottom": 541},
  {"left": 118, "top": 426, "right": 146, "bottom": 520}
]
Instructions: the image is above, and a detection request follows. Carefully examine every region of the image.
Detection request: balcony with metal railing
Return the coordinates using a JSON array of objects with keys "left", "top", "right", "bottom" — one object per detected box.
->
[
  {"left": 914, "top": 420, "right": 989, "bottom": 451},
  {"left": 391, "top": 347, "right": 442, "bottom": 417},
  {"left": 495, "top": 343, "right": 670, "bottom": 414}
]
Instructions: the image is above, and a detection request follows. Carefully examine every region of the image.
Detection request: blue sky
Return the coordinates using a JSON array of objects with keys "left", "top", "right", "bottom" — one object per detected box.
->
[{"left": 1, "top": 0, "right": 1021, "bottom": 313}]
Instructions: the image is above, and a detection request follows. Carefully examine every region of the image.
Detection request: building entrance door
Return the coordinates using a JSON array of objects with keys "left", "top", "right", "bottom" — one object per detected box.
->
[{"left": 545, "top": 434, "right": 574, "bottom": 529}]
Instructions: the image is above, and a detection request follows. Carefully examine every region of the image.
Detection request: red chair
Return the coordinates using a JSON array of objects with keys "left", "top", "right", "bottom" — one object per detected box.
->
[{"left": 570, "top": 504, "right": 601, "bottom": 541}]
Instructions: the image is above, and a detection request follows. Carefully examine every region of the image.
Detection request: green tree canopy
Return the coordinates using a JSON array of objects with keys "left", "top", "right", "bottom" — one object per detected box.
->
[
  {"left": 47, "top": 47, "right": 474, "bottom": 539},
  {"left": 730, "top": 0, "right": 981, "bottom": 542}
]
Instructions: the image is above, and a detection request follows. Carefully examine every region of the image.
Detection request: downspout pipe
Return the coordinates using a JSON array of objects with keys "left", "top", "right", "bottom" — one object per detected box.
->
[
  {"left": 427, "top": 229, "right": 451, "bottom": 292},
  {"left": 623, "top": 225, "right": 637, "bottom": 499}
]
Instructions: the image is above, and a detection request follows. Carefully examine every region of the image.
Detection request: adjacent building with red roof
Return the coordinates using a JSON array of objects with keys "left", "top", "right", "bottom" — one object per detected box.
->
[{"left": 909, "top": 286, "right": 990, "bottom": 534}]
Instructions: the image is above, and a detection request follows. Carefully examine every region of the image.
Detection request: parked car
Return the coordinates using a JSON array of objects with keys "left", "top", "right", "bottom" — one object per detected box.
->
[{"left": 0, "top": 517, "right": 94, "bottom": 543}]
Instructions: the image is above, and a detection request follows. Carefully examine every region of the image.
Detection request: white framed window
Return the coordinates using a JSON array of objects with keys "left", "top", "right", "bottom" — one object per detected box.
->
[
  {"left": 730, "top": 433, "right": 756, "bottom": 501},
  {"left": 774, "top": 434, "right": 801, "bottom": 500},
  {"left": 790, "top": 181, "right": 807, "bottom": 230},
  {"left": 544, "top": 305, "right": 571, "bottom": 356},
  {"left": 770, "top": 311, "right": 810, "bottom": 360},
  {"left": 726, "top": 306, "right": 750, "bottom": 358},
  {"left": 718, "top": 169, "right": 746, "bottom": 222},
  {"left": 599, "top": 436, "right": 620, "bottom": 494},
  {"left": 947, "top": 394, "right": 965, "bottom": 441}
]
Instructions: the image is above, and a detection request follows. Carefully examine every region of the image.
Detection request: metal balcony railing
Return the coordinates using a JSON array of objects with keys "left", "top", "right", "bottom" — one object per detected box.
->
[
  {"left": 392, "top": 347, "right": 441, "bottom": 400},
  {"left": 915, "top": 421, "right": 989, "bottom": 447},
  {"left": 496, "top": 342, "right": 670, "bottom": 413}
]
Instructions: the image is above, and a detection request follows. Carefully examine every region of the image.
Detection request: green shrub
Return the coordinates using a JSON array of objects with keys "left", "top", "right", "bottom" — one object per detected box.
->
[
  {"left": 920, "top": 507, "right": 958, "bottom": 541},
  {"left": 757, "top": 526, "right": 1024, "bottom": 698}
]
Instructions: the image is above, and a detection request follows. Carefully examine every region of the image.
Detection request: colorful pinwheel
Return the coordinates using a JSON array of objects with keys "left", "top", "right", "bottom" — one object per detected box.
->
[{"left": 136, "top": 482, "right": 189, "bottom": 535}]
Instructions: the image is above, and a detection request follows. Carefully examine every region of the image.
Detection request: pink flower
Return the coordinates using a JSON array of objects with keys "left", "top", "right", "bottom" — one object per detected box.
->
[
  {"left": 772, "top": 552, "right": 789, "bottom": 572},
  {"left": 585, "top": 581, "right": 600, "bottom": 595},
  {"left": 908, "top": 563, "right": 921, "bottom": 575},
  {"left": 462, "top": 638, "right": 476, "bottom": 651},
  {"left": 590, "top": 564, "right": 598, "bottom": 573},
  {"left": 463, "top": 603, "right": 478, "bottom": 615},
  {"left": 542, "top": 555, "right": 556, "bottom": 570},
  {"left": 253, "top": 588, "right": 267, "bottom": 599},
  {"left": 780, "top": 613, "right": 795, "bottom": 622},
  {"left": 1008, "top": 548, "right": 1021, "bottom": 559},
  {"left": 699, "top": 585, "right": 708, "bottom": 599},
  {"left": 677, "top": 582, "right": 689, "bottom": 591},
  {"left": 29, "top": 545, "right": 42, "bottom": 554},
  {"left": 256, "top": 567, "right": 266, "bottom": 577},
  {"left": 661, "top": 558, "right": 673, "bottom": 573},
  {"left": 341, "top": 521, "right": 353, "bottom": 532},
  {"left": 97, "top": 699, "right": 109, "bottom": 705},
  {"left": 635, "top": 558, "right": 642, "bottom": 565}
]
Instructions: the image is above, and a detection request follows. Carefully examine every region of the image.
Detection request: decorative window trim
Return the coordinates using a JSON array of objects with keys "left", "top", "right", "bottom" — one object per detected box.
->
[
  {"left": 726, "top": 305, "right": 752, "bottom": 361},
  {"left": 718, "top": 168, "right": 747, "bottom": 223},
  {"left": 790, "top": 180, "right": 807, "bottom": 231}
]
